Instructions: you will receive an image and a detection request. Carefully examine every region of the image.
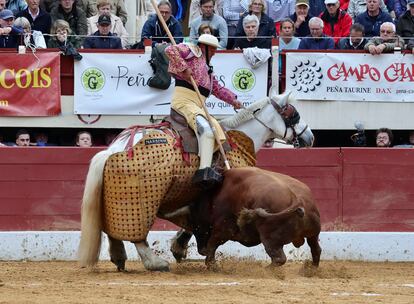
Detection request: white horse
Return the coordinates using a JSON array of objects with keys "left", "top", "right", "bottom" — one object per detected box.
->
[{"left": 78, "top": 91, "right": 314, "bottom": 272}]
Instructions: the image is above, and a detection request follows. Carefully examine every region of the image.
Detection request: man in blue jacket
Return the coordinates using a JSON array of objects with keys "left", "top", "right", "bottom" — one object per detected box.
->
[
  {"left": 141, "top": 0, "right": 183, "bottom": 47},
  {"left": 83, "top": 14, "right": 122, "bottom": 49},
  {"left": 298, "top": 16, "right": 334, "bottom": 49},
  {"left": 0, "top": 9, "right": 23, "bottom": 48},
  {"left": 355, "top": 0, "right": 393, "bottom": 38}
]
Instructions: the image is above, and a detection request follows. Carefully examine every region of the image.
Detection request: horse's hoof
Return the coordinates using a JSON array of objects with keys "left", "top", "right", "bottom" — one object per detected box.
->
[{"left": 111, "top": 258, "right": 126, "bottom": 272}]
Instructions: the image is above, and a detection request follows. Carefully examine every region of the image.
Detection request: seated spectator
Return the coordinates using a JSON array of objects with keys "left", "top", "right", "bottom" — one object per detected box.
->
[
  {"left": 235, "top": 0, "right": 275, "bottom": 48},
  {"left": 41, "top": 0, "right": 98, "bottom": 18},
  {"left": 223, "top": 0, "right": 248, "bottom": 49},
  {"left": 189, "top": 0, "right": 223, "bottom": 27},
  {"left": 15, "top": 129, "right": 31, "bottom": 147},
  {"left": 75, "top": 131, "right": 92, "bottom": 147},
  {"left": 338, "top": 23, "right": 367, "bottom": 50},
  {"left": 14, "top": 16, "right": 46, "bottom": 48},
  {"left": 355, "top": 0, "right": 393, "bottom": 38},
  {"left": 17, "top": 0, "right": 52, "bottom": 42},
  {"left": 320, "top": 0, "right": 352, "bottom": 46},
  {"left": 198, "top": 23, "right": 214, "bottom": 36},
  {"left": 189, "top": 0, "right": 227, "bottom": 49},
  {"left": 396, "top": 0, "right": 414, "bottom": 43},
  {"left": 279, "top": 18, "right": 301, "bottom": 72},
  {"left": 83, "top": 14, "right": 122, "bottom": 49},
  {"left": 266, "top": 0, "right": 295, "bottom": 25},
  {"left": 365, "top": 22, "right": 404, "bottom": 55},
  {"left": 290, "top": 0, "right": 312, "bottom": 38},
  {"left": 348, "top": 0, "right": 389, "bottom": 21},
  {"left": 33, "top": 131, "right": 54, "bottom": 146},
  {"left": 50, "top": 0, "right": 88, "bottom": 38},
  {"left": 375, "top": 127, "right": 393, "bottom": 147},
  {"left": 234, "top": 14, "right": 271, "bottom": 49},
  {"left": 6, "top": 0, "right": 27, "bottom": 15},
  {"left": 48, "top": 19, "right": 82, "bottom": 50},
  {"left": 0, "top": 9, "right": 23, "bottom": 48},
  {"left": 298, "top": 16, "right": 335, "bottom": 49},
  {"left": 87, "top": 0, "right": 129, "bottom": 48},
  {"left": 394, "top": 0, "right": 408, "bottom": 19},
  {"left": 142, "top": 0, "right": 183, "bottom": 47},
  {"left": 394, "top": 130, "right": 414, "bottom": 147}
]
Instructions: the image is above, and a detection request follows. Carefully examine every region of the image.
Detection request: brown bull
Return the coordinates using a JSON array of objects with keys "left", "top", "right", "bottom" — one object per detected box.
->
[{"left": 181, "top": 167, "right": 321, "bottom": 268}]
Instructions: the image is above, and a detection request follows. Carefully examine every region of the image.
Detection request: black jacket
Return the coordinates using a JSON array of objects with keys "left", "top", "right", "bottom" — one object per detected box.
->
[
  {"left": 396, "top": 11, "right": 414, "bottom": 43},
  {"left": 83, "top": 31, "right": 122, "bottom": 49}
]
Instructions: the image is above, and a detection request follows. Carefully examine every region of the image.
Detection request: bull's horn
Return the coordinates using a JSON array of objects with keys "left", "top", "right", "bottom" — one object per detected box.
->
[{"left": 163, "top": 206, "right": 190, "bottom": 219}]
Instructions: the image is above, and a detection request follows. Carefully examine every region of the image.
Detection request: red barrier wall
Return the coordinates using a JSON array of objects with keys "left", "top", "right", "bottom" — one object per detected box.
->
[{"left": 0, "top": 147, "right": 413, "bottom": 232}]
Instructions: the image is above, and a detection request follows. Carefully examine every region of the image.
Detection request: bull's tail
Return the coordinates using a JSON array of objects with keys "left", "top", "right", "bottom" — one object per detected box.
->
[
  {"left": 237, "top": 203, "right": 304, "bottom": 228},
  {"left": 78, "top": 150, "right": 112, "bottom": 268}
]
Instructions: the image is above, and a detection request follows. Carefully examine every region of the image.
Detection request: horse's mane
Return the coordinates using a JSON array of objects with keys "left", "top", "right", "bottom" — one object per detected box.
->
[{"left": 221, "top": 98, "right": 269, "bottom": 129}]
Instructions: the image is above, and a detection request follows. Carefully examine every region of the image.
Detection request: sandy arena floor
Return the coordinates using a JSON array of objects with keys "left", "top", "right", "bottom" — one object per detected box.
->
[{"left": 1, "top": 260, "right": 413, "bottom": 304}]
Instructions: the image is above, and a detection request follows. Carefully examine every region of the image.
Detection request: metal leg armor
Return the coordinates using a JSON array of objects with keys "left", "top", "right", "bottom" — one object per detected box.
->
[{"left": 192, "top": 115, "right": 223, "bottom": 188}]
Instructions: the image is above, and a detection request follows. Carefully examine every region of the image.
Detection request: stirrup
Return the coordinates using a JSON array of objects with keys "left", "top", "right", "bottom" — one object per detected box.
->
[{"left": 192, "top": 167, "right": 223, "bottom": 189}]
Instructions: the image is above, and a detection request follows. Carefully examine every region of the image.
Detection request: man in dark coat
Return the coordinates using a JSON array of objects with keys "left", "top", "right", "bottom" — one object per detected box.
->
[
  {"left": 16, "top": 0, "right": 51, "bottom": 41},
  {"left": 396, "top": 0, "right": 414, "bottom": 43},
  {"left": 83, "top": 14, "right": 122, "bottom": 49},
  {"left": 0, "top": 9, "right": 23, "bottom": 48},
  {"left": 290, "top": 0, "right": 312, "bottom": 38}
]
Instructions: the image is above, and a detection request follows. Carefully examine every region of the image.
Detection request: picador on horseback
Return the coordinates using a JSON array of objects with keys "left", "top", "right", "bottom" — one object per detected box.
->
[{"left": 165, "top": 34, "right": 242, "bottom": 188}]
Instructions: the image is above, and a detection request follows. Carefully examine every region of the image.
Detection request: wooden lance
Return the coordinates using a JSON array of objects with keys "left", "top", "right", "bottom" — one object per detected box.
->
[{"left": 150, "top": 0, "right": 231, "bottom": 170}]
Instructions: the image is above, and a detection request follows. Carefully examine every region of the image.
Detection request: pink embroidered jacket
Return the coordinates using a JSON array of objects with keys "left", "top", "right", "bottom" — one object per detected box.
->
[{"left": 165, "top": 43, "right": 237, "bottom": 105}]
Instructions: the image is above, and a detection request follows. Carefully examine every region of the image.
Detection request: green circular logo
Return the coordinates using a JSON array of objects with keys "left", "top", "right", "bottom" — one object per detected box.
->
[
  {"left": 232, "top": 68, "right": 255, "bottom": 92},
  {"left": 81, "top": 68, "right": 105, "bottom": 92}
]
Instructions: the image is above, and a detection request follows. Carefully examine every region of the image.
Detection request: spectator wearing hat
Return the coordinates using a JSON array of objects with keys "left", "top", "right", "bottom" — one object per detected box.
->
[
  {"left": 0, "top": 9, "right": 23, "bottom": 48},
  {"left": 290, "top": 0, "right": 312, "bottom": 38},
  {"left": 83, "top": 14, "right": 122, "bottom": 49},
  {"left": 320, "top": 0, "right": 352, "bottom": 46},
  {"left": 298, "top": 16, "right": 335, "bottom": 49},
  {"left": 396, "top": 0, "right": 414, "bottom": 43},
  {"left": 235, "top": 0, "right": 276, "bottom": 48},
  {"left": 355, "top": 0, "right": 393, "bottom": 38},
  {"left": 338, "top": 22, "right": 367, "bottom": 49},
  {"left": 16, "top": 0, "right": 52, "bottom": 42},
  {"left": 87, "top": 0, "right": 129, "bottom": 48}
]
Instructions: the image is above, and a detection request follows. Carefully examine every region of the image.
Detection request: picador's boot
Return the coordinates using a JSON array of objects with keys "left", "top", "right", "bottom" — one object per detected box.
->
[{"left": 192, "top": 116, "right": 223, "bottom": 189}]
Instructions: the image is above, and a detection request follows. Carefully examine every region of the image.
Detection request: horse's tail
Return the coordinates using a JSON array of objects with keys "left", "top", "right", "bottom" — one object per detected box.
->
[{"left": 78, "top": 150, "right": 112, "bottom": 268}]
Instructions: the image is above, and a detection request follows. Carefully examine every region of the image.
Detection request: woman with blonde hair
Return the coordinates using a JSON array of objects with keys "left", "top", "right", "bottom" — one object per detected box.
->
[
  {"left": 87, "top": 0, "right": 129, "bottom": 48},
  {"left": 47, "top": 19, "right": 82, "bottom": 59},
  {"left": 14, "top": 16, "right": 46, "bottom": 48}
]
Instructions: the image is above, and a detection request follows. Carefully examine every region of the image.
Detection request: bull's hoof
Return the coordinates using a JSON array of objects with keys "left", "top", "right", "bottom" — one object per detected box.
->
[{"left": 192, "top": 168, "right": 223, "bottom": 190}]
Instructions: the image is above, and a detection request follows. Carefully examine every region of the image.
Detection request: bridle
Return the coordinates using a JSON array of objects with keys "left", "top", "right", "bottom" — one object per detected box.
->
[{"left": 242, "top": 99, "right": 309, "bottom": 147}]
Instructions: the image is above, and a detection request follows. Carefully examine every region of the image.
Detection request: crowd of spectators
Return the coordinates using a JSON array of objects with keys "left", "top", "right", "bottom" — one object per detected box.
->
[{"left": 0, "top": 0, "right": 413, "bottom": 52}]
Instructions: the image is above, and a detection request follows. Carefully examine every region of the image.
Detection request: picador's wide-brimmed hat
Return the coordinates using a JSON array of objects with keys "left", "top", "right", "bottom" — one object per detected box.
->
[{"left": 198, "top": 34, "right": 220, "bottom": 48}]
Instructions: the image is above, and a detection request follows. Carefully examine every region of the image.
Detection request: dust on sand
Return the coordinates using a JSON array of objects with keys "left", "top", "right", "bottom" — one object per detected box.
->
[{"left": 1, "top": 259, "right": 413, "bottom": 304}]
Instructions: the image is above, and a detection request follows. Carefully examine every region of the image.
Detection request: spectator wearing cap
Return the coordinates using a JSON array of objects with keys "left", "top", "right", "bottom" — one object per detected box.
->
[
  {"left": 234, "top": 13, "right": 271, "bottom": 49},
  {"left": 0, "top": 9, "right": 23, "bottom": 48},
  {"left": 290, "top": 0, "right": 312, "bottom": 38},
  {"left": 235, "top": 0, "right": 276, "bottom": 48},
  {"left": 16, "top": 0, "right": 52, "bottom": 42},
  {"left": 87, "top": 0, "right": 129, "bottom": 48},
  {"left": 365, "top": 21, "right": 404, "bottom": 54},
  {"left": 319, "top": 0, "right": 352, "bottom": 46},
  {"left": 396, "top": 0, "right": 414, "bottom": 43},
  {"left": 298, "top": 16, "right": 335, "bottom": 49},
  {"left": 50, "top": 0, "right": 88, "bottom": 37},
  {"left": 338, "top": 22, "right": 367, "bottom": 49},
  {"left": 83, "top": 14, "right": 122, "bottom": 49},
  {"left": 5, "top": 0, "right": 27, "bottom": 15},
  {"left": 348, "top": 0, "right": 390, "bottom": 21},
  {"left": 355, "top": 0, "right": 393, "bottom": 38}
]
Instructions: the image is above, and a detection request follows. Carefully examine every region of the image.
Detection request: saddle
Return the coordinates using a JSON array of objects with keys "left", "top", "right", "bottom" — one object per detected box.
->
[{"left": 164, "top": 109, "right": 230, "bottom": 154}]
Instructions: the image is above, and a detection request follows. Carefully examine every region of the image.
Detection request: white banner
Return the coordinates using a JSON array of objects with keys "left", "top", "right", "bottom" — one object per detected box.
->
[
  {"left": 74, "top": 52, "right": 268, "bottom": 115},
  {"left": 286, "top": 52, "right": 414, "bottom": 102}
]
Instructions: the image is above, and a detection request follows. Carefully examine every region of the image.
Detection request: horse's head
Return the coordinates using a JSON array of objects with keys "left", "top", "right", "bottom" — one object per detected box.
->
[{"left": 268, "top": 89, "right": 314, "bottom": 147}]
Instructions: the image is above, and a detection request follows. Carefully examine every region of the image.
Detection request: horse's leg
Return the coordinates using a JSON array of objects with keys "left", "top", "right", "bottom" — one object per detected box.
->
[
  {"left": 108, "top": 235, "right": 127, "bottom": 271},
  {"left": 134, "top": 240, "right": 170, "bottom": 272},
  {"left": 170, "top": 229, "right": 193, "bottom": 263},
  {"left": 306, "top": 235, "right": 322, "bottom": 267}
]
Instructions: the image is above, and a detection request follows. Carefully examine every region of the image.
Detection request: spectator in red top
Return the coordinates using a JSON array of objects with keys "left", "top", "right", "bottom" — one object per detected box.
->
[{"left": 320, "top": 0, "right": 352, "bottom": 46}]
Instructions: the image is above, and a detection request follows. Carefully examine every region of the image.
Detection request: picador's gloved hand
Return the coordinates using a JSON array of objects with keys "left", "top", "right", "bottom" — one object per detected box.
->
[{"left": 232, "top": 100, "right": 243, "bottom": 110}]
